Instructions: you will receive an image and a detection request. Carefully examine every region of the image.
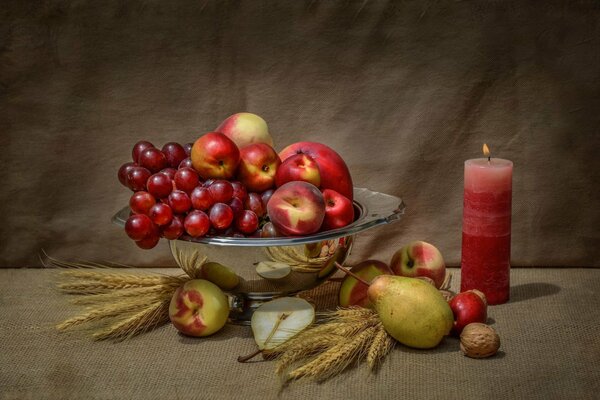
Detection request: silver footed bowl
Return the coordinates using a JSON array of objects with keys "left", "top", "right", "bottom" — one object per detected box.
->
[{"left": 112, "top": 187, "right": 405, "bottom": 324}]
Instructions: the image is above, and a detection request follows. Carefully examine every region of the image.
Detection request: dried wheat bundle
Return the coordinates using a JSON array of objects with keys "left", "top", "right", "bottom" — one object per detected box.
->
[
  {"left": 47, "top": 254, "right": 190, "bottom": 341},
  {"left": 269, "top": 307, "right": 395, "bottom": 382}
]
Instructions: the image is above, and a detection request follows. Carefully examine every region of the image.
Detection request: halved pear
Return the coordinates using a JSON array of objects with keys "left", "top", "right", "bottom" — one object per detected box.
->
[
  {"left": 256, "top": 261, "right": 292, "bottom": 280},
  {"left": 251, "top": 297, "right": 315, "bottom": 351}
]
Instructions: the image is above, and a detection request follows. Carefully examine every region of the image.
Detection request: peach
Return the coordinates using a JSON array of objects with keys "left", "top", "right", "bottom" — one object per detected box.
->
[
  {"left": 237, "top": 143, "right": 281, "bottom": 192},
  {"left": 266, "top": 181, "right": 325, "bottom": 236},
  {"left": 390, "top": 241, "right": 446, "bottom": 289},
  {"left": 279, "top": 141, "right": 353, "bottom": 200},
  {"left": 339, "top": 260, "right": 392, "bottom": 308},
  {"left": 191, "top": 132, "right": 240, "bottom": 180},
  {"left": 275, "top": 153, "right": 321, "bottom": 188},
  {"left": 216, "top": 112, "right": 273, "bottom": 149},
  {"left": 168, "top": 279, "right": 229, "bottom": 337}
]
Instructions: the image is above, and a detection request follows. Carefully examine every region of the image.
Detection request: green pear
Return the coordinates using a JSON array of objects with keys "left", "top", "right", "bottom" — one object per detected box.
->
[{"left": 367, "top": 275, "right": 454, "bottom": 349}]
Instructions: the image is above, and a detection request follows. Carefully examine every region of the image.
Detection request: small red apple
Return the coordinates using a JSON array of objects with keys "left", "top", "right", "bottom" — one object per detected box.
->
[
  {"left": 338, "top": 260, "right": 392, "bottom": 308},
  {"left": 168, "top": 279, "right": 229, "bottom": 337},
  {"left": 390, "top": 241, "right": 446, "bottom": 288},
  {"left": 266, "top": 181, "right": 326, "bottom": 236},
  {"left": 279, "top": 141, "right": 353, "bottom": 201},
  {"left": 275, "top": 153, "right": 321, "bottom": 188},
  {"left": 237, "top": 143, "right": 281, "bottom": 192},
  {"left": 216, "top": 112, "right": 273, "bottom": 149},
  {"left": 191, "top": 132, "right": 240, "bottom": 180},
  {"left": 321, "top": 189, "right": 354, "bottom": 231},
  {"left": 448, "top": 290, "right": 488, "bottom": 336}
]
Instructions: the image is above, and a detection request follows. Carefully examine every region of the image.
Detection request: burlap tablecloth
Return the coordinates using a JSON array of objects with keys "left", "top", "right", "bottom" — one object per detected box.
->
[{"left": 1, "top": 267, "right": 599, "bottom": 400}]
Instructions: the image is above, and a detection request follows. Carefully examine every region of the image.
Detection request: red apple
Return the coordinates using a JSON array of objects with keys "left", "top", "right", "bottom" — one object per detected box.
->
[
  {"left": 237, "top": 143, "right": 281, "bottom": 192},
  {"left": 279, "top": 141, "right": 353, "bottom": 201},
  {"left": 338, "top": 260, "right": 392, "bottom": 308},
  {"left": 449, "top": 290, "right": 488, "bottom": 336},
  {"left": 390, "top": 241, "right": 446, "bottom": 288},
  {"left": 216, "top": 112, "right": 273, "bottom": 149},
  {"left": 191, "top": 132, "right": 240, "bottom": 180},
  {"left": 321, "top": 189, "right": 354, "bottom": 231},
  {"left": 168, "top": 279, "right": 229, "bottom": 337},
  {"left": 266, "top": 181, "right": 326, "bottom": 236},
  {"left": 275, "top": 153, "right": 321, "bottom": 188}
]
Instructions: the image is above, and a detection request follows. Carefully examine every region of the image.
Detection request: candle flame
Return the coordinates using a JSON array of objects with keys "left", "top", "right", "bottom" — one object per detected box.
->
[{"left": 483, "top": 143, "right": 490, "bottom": 157}]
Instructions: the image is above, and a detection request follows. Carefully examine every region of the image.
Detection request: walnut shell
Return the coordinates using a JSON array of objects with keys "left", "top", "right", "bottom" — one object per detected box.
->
[{"left": 460, "top": 323, "right": 500, "bottom": 358}]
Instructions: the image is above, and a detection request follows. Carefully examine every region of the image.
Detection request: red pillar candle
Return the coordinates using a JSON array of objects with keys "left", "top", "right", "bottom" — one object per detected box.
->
[{"left": 461, "top": 145, "right": 513, "bottom": 305}]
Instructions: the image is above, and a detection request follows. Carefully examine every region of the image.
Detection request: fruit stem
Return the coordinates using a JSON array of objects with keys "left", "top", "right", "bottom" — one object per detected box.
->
[
  {"left": 237, "top": 349, "right": 262, "bottom": 363},
  {"left": 334, "top": 262, "right": 370, "bottom": 287}
]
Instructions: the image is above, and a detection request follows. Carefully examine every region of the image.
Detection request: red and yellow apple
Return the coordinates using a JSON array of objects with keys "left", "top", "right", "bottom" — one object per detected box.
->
[
  {"left": 237, "top": 143, "right": 281, "bottom": 192},
  {"left": 275, "top": 153, "right": 321, "bottom": 188},
  {"left": 339, "top": 260, "right": 392, "bottom": 308},
  {"left": 321, "top": 189, "right": 354, "bottom": 231},
  {"left": 216, "top": 112, "right": 273, "bottom": 149},
  {"left": 449, "top": 290, "right": 488, "bottom": 336},
  {"left": 279, "top": 141, "right": 353, "bottom": 201},
  {"left": 168, "top": 279, "right": 229, "bottom": 337},
  {"left": 266, "top": 181, "right": 325, "bottom": 236},
  {"left": 191, "top": 132, "right": 240, "bottom": 180},
  {"left": 390, "top": 241, "right": 446, "bottom": 288}
]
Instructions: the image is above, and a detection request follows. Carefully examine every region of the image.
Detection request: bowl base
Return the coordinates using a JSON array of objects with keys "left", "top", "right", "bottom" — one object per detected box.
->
[{"left": 227, "top": 291, "right": 300, "bottom": 325}]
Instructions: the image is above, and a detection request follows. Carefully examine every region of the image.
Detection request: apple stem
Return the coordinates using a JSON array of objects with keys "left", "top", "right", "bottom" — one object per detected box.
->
[
  {"left": 334, "top": 262, "right": 370, "bottom": 287},
  {"left": 237, "top": 349, "right": 262, "bottom": 363}
]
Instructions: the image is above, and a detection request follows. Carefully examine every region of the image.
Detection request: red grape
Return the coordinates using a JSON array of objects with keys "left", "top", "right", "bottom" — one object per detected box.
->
[
  {"left": 129, "top": 191, "right": 156, "bottom": 215},
  {"left": 229, "top": 197, "right": 244, "bottom": 216},
  {"left": 160, "top": 167, "right": 177, "bottom": 181},
  {"left": 146, "top": 173, "right": 173, "bottom": 198},
  {"left": 178, "top": 157, "right": 193, "bottom": 170},
  {"left": 126, "top": 166, "right": 152, "bottom": 191},
  {"left": 118, "top": 162, "right": 138, "bottom": 187},
  {"left": 235, "top": 210, "right": 259, "bottom": 234},
  {"left": 208, "top": 180, "right": 234, "bottom": 203},
  {"left": 148, "top": 203, "right": 173, "bottom": 226},
  {"left": 209, "top": 203, "right": 234, "bottom": 230},
  {"left": 168, "top": 190, "right": 192, "bottom": 214},
  {"left": 132, "top": 141, "right": 154, "bottom": 163},
  {"left": 261, "top": 222, "right": 279, "bottom": 238},
  {"left": 174, "top": 167, "right": 200, "bottom": 193},
  {"left": 190, "top": 186, "right": 214, "bottom": 211},
  {"left": 231, "top": 181, "right": 248, "bottom": 202},
  {"left": 183, "top": 142, "right": 193, "bottom": 156},
  {"left": 125, "top": 214, "right": 154, "bottom": 241},
  {"left": 261, "top": 189, "right": 274, "bottom": 209},
  {"left": 184, "top": 210, "right": 210, "bottom": 237},
  {"left": 138, "top": 147, "right": 167, "bottom": 173},
  {"left": 162, "top": 142, "right": 187, "bottom": 168},
  {"left": 161, "top": 215, "right": 185, "bottom": 240},
  {"left": 136, "top": 232, "right": 160, "bottom": 249},
  {"left": 245, "top": 193, "right": 265, "bottom": 217}
]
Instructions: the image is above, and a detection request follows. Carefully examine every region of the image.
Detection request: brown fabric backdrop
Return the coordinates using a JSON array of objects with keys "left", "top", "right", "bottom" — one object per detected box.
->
[{"left": 1, "top": 1, "right": 599, "bottom": 267}]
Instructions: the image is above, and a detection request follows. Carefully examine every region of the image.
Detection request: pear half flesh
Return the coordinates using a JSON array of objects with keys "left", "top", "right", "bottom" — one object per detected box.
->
[{"left": 251, "top": 297, "right": 315, "bottom": 351}]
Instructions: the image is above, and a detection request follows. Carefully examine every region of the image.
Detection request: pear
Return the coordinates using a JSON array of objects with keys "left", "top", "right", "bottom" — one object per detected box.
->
[{"left": 367, "top": 275, "right": 454, "bottom": 349}]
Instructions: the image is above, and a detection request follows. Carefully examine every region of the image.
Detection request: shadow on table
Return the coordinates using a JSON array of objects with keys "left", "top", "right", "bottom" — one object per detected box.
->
[{"left": 509, "top": 282, "right": 561, "bottom": 303}]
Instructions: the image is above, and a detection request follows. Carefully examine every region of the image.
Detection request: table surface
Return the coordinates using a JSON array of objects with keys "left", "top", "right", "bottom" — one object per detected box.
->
[{"left": 1, "top": 267, "right": 599, "bottom": 400}]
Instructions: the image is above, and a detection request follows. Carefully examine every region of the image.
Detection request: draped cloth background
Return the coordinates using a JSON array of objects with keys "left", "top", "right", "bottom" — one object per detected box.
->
[{"left": 1, "top": 0, "right": 599, "bottom": 267}]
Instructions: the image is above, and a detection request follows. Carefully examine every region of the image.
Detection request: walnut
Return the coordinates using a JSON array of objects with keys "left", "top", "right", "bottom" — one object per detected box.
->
[{"left": 460, "top": 323, "right": 500, "bottom": 358}]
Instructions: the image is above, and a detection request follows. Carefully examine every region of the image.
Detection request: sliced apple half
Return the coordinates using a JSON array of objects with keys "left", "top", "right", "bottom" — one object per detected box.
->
[
  {"left": 251, "top": 297, "right": 315, "bottom": 351},
  {"left": 256, "top": 261, "right": 292, "bottom": 280}
]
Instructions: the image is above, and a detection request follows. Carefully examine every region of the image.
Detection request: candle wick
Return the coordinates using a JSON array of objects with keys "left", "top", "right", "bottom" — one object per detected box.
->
[{"left": 487, "top": 156, "right": 491, "bottom": 164}]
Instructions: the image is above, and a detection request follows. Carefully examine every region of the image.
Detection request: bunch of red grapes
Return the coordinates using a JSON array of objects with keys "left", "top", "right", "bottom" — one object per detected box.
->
[{"left": 117, "top": 141, "right": 276, "bottom": 249}]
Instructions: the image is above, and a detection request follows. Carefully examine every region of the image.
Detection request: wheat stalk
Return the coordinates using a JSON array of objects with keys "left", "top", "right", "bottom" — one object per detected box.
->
[
  {"left": 56, "top": 299, "right": 154, "bottom": 330},
  {"left": 285, "top": 326, "right": 378, "bottom": 382},
  {"left": 69, "top": 284, "right": 180, "bottom": 305},
  {"left": 366, "top": 323, "right": 395, "bottom": 370},
  {"left": 93, "top": 299, "right": 170, "bottom": 341}
]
